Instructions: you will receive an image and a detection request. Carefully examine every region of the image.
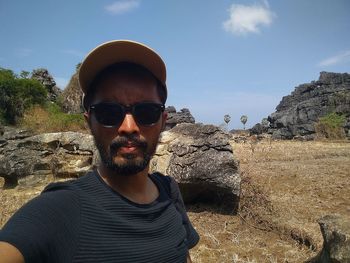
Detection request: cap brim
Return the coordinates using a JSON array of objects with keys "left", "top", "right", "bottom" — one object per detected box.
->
[{"left": 79, "top": 40, "right": 167, "bottom": 96}]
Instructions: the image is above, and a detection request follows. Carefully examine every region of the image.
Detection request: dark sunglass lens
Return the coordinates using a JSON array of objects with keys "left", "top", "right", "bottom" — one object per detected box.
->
[
  {"left": 94, "top": 103, "right": 124, "bottom": 126},
  {"left": 134, "top": 103, "right": 162, "bottom": 125}
]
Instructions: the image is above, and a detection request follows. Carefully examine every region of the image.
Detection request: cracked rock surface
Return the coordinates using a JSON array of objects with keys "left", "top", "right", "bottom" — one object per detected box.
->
[
  {"left": 0, "top": 127, "right": 97, "bottom": 187},
  {"left": 309, "top": 214, "right": 350, "bottom": 263},
  {"left": 151, "top": 123, "right": 241, "bottom": 213},
  {"left": 1, "top": 124, "right": 241, "bottom": 212}
]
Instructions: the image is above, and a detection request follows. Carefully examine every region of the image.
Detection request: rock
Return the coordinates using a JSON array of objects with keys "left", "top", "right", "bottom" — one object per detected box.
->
[
  {"left": 268, "top": 72, "right": 350, "bottom": 140},
  {"left": 0, "top": 130, "right": 97, "bottom": 187},
  {"left": 250, "top": 123, "right": 268, "bottom": 135},
  {"left": 308, "top": 214, "right": 350, "bottom": 263},
  {"left": 151, "top": 123, "right": 241, "bottom": 213},
  {"left": 0, "top": 124, "right": 241, "bottom": 213},
  {"left": 165, "top": 106, "right": 195, "bottom": 130},
  {"left": 31, "top": 68, "right": 62, "bottom": 102},
  {"left": 61, "top": 70, "right": 84, "bottom": 113}
]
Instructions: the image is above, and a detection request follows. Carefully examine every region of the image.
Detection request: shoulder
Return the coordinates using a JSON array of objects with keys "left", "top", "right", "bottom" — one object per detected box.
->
[{"left": 150, "top": 173, "right": 181, "bottom": 200}]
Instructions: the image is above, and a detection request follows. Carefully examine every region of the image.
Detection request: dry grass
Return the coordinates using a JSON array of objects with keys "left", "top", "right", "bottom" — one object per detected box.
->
[
  {"left": 1, "top": 139, "right": 350, "bottom": 262},
  {"left": 188, "top": 139, "right": 350, "bottom": 262},
  {"left": 20, "top": 104, "right": 88, "bottom": 133}
]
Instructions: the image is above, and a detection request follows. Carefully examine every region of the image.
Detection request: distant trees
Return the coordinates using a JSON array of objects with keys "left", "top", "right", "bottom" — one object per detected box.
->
[
  {"left": 224, "top": 114, "right": 231, "bottom": 131},
  {"left": 240, "top": 115, "right": 248, "bottom": 129},
  {"left": 0, "top": 68, "right": 47, "bottom": 124}
]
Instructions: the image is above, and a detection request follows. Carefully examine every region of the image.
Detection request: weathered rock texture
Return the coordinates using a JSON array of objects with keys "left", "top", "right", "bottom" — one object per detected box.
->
[
  {"left": 151, "top": 123, "right": 241, "bottom": 212},
  {"left": 61, "top": 70, "right": 84, "bottom": 114},
  {"left": 0, "top": 127, "right": 96, "bottom": 187},
  {"left": 268, "top": 72, "right": 350, "bottom": 139},
  {"left": 0, "top": 124, "right": 241, "bottom": 211},
  {"left": 31, "top": 68, "right": 62, "bottom": 102},
  {"left": 309, "top": 214, "right": 350, "bottom": 263},
  {"left": 165, "top": 106, "right": 195, "bottom": 130}
]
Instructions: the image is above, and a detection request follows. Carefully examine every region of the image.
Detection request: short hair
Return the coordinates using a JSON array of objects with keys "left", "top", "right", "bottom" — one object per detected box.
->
[{"left": 82, "top": 62, "right": 167, "bottom": 110}]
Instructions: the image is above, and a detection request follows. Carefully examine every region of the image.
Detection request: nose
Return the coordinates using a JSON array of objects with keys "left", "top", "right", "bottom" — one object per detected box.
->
[{"left": 117, "top": 113, "right": 140, "bottom": 136}]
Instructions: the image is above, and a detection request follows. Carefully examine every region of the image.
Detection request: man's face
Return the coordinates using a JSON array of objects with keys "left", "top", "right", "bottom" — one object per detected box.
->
[{"left": 86, "top": 72, "right": 167, "bottom": 176}]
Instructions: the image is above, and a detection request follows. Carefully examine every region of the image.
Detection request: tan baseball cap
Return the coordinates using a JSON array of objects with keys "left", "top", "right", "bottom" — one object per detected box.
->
[{"left": 79, "top": 39, "right": 167, "bottom": 99}]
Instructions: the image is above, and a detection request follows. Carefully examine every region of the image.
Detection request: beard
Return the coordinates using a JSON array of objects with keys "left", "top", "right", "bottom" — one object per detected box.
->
[{"left": 94, "top": 134, "right": 153, "bottom": 176}]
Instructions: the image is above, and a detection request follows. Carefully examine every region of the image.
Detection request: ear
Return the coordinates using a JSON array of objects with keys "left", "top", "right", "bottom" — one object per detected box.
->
[
  {"left": 160, "top": 111, "right": 168, "bottom": 131},
  {"left": 84, "top": 112, "right": 91, "bottom": 129}
]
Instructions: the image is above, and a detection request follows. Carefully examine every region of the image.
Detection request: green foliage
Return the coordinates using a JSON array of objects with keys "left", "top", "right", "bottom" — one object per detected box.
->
[
  {"left": 0, "top": 68, "right": 47, "bottom": 124},
  {"left": 315, "top": 112, "right": 347, "bottom": 139},
  {"left": 319, "top": 112, "right": 346, "bottom": 128}
]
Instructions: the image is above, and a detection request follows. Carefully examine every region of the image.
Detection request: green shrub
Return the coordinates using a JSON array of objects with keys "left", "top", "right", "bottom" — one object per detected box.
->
[
  {"left": 0, "top": 68, "right": 47, "bottom": 124},
  {"left": 315, "top": 112, "right": 347, "bottom": 139}
]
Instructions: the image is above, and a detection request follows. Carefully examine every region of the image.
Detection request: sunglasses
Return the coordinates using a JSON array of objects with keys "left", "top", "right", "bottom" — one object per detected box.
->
[{"left": 89, "top": 102, "right": 165, "bottom": 127}]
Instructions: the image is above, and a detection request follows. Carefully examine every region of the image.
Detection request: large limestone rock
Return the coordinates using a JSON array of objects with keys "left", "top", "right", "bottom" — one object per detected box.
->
[
  {"left": 165, "top": 106, "right": 195, "bottom": 130},
  {"left": 0, "top": 128, "right": 96, "bottom": 187},
  {"left": 309, "top": 214, "right": 350, "bottom": 263},
  {"left": 151, "top": 123, "right": 241, "bottom": 212},
  {"left": 0, "top": 124, "right": 241, "bottom": 212},
  {"left": 61, "top": 70, "right": 84, "bottom": 114},
  {"left": 268, "top": 72, "right": 350, "bottom": 139}
]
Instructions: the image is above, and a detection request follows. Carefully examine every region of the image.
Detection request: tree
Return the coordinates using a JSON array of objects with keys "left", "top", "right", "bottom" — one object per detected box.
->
[
  {"left": 20, "top": 70, "right": 30, "bottom": 79},
  {"left": 224, "top": 114, "right": 231, "bottom": 131},
  {"left": 240, "top": 115, "right": 248, "bottom": 130},
  {"left": 0, "top": 68, "right": 47, "bottom": 124}
]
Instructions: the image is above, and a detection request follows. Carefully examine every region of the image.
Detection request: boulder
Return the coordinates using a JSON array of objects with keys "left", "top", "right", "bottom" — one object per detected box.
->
[
  {"left": 309, "top": 214, "right": 350, "bottom": 263},
  {"left": 0, "top": 124, "right": 241, "bottom": 213},
  {"left": 165, "top": 106, "right": 195, "bottom": 130},
  {"left": 0, "top": 129, "right": 97, "bottom": 187},
  {"left": 268, "top": 72, "right": 350, "bottom": 139},
  {"left": 151, "top": 123, "right": 241, "bottom": 213},
  {"left": 250, "top": 123, "right": 269, "bottom": 135}
]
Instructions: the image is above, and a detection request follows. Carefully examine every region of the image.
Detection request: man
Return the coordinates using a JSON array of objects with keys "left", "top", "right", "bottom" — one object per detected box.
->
[{"left": 0, "top": 40, "right": 199, "bottom": 263}]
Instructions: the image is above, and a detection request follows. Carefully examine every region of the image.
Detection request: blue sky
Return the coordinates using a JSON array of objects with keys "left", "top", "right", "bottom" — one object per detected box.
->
[{"left": 1, "top": 0, "right": 349, "bottom": 129}]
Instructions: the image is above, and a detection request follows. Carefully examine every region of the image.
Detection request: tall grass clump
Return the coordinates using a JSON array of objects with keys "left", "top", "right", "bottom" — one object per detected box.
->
[
  {"left": 315, "top": 112, "right": 347, "bottom": 139},
  {"left": 20, "top": 103, "right": 87, "bottom": 133}
]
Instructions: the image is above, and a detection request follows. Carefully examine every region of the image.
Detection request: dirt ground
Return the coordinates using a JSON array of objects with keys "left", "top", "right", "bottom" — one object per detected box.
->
[{"left": 1, "top": 139, "right": 349, "bottom": 262}]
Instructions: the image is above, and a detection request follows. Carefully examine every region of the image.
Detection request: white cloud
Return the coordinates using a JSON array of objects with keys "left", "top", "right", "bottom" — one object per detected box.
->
[
  {"left": 318, "top": 50, "right": 350, "bottom": 67},
  {"left": 54, "top": 77, "right": 69, "bottom": 89},
  {"left": 15, "top": 48, "right": 33, "bottom": 57},
  {"left": 223, "top": 1, "right": 275, "bottom": 36},
  {"left": 61, "top": 49, "right": 84, "bottom": 58},
  {"left": 105, "top": 0, "right": 140, "bottom": 15}
]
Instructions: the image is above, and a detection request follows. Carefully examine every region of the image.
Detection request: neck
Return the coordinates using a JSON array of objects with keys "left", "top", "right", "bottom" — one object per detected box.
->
[{"left": 97, "top": 164, "right": 158, "bottom": 204}]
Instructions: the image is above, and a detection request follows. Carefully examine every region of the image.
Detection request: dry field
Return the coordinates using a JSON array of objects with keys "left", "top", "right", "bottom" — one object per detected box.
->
[{"left": 1, "top": 139, "right": 350, "bottom": 262}]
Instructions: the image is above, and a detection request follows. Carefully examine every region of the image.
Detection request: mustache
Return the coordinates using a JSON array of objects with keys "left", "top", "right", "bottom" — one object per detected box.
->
[{"left": 109, "top": 135, "right": 148, "bottom": 151}]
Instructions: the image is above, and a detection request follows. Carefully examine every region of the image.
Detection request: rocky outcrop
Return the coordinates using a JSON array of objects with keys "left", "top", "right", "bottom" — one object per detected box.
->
[
  {"left": 165, "top": 106, "right": 195, "bottom": 130},
  {"left": 151, "top": 123, "right": 240, "bottom": 213},
  {"left": 268, "top": 72, "right": 350, "bottom": 139},
  {"left": 0, "top": 124, "right": 241, "bottom": 211},
  {"left": 309, "top": 214, "right": 350, "bottom": 263},
  {"left": 31, "top": 68, "right": 62, "bottom": 102},
  {"left": 0, "top": 127, "right": 96, "bottom": 187},
  {"left": 250, "top": 123, "right": 269, "bottom": 135},
  {"left": 61, "top": 70, "right": 84, "bottom": 114}
]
